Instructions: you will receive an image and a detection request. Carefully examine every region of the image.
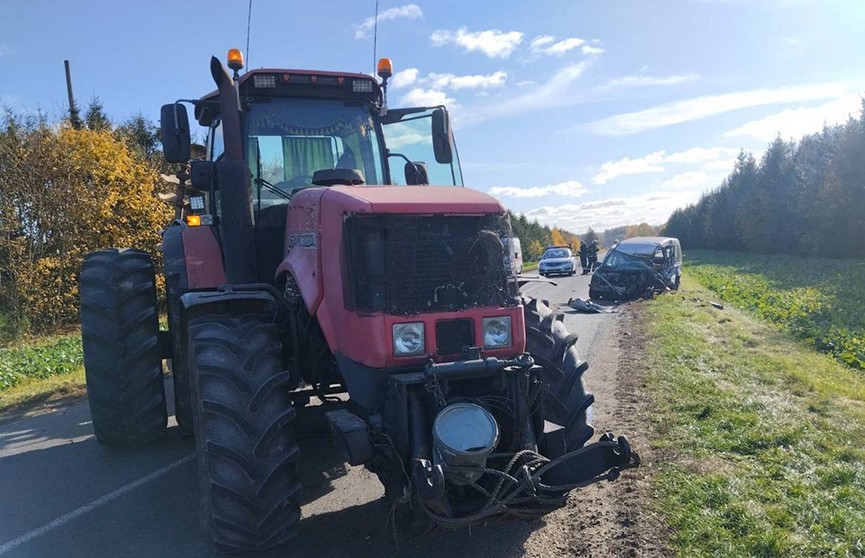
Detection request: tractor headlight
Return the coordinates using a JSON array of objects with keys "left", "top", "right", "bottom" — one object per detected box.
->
[
  {"left": 482, "top": 316, "right": 512, "bottom": 348},
  {"left": 393, "top": 322, "right": 425, "bottom": 356}
]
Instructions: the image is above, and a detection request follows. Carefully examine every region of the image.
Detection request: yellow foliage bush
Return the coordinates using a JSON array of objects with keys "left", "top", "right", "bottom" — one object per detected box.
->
[{"left": 0, "top": 120, "right": 171, "bottom": 334}]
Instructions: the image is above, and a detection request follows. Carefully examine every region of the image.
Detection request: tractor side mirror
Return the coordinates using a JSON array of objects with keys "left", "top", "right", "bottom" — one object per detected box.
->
[
  {"left": 431, "top": 108, "right": 453, "bottom": 164},
  {"left": 160, "top": 103, "right": 191, "bottom": 164},
  {"left": 404, "top": 162, "right": 429, "bottom": 185}
]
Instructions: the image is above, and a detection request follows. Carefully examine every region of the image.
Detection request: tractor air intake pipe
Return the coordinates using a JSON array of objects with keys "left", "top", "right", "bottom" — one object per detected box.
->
[{"left": 210, "top": 56, "right": 257, "bottom": 284}]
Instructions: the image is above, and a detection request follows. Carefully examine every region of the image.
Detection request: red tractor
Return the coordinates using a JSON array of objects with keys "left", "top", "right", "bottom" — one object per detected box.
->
[{"left": 79, "top": 51, "right": 638, "bottom": 553}]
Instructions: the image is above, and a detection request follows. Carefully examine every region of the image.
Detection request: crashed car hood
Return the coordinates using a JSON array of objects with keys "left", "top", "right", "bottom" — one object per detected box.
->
[{"left": 541, "top": 257, "right": 572, "bottom": 264}]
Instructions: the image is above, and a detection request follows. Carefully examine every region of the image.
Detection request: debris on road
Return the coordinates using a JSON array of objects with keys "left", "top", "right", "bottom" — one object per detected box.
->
[{"left": 568, "top": 297, "right": 616, "bottom": 313}]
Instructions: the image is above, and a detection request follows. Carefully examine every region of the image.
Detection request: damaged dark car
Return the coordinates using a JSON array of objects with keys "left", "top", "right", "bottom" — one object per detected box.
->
[{"left": 589, "top": 237, "right": 682, "bottom": 301}]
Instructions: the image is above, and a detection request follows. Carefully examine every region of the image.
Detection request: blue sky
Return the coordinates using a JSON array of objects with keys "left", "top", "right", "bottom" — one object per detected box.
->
[{"left": 2, "top": 0, "right": 863, "bottom": 233}]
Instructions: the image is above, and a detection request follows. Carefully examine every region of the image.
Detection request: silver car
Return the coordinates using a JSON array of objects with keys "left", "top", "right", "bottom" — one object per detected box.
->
[{"left": 539, "top": 246, "right": 577, "bottom": 277}]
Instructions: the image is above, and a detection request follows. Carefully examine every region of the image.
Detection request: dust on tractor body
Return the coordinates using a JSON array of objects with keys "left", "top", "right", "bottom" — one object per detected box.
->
[{"left": 79, "top": 51, "right": 639, "bottom": 553}]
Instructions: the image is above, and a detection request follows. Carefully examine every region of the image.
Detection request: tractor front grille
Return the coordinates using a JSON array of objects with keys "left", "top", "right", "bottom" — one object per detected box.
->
[
  {"left": 345, "top": 214, "right": 519, "bottom": 315},
  {"left": 435, "top": 319, "right": 475, "bottom": 355}
]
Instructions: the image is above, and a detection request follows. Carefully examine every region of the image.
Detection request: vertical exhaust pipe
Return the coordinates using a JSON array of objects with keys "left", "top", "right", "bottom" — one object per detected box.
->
[{"left": 210, "top": 56, "right": 257, "bottom": 284}]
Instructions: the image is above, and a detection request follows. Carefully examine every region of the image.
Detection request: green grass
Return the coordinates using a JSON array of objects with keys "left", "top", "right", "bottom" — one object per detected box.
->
[
  {"left": 686, "top": 250, "right": 865, "bottom": 369},
  {"left": 0, "top": 367, "right": 86, "bottom": 413},
  {"left": 643, "top": 275, "right": 865, "bottom": 557},
  {"left": 523, "top": 261, "right": 539, "bottom": 272},
  {"left": 0, "top": 333, "right": 83, "bottom": 389}
]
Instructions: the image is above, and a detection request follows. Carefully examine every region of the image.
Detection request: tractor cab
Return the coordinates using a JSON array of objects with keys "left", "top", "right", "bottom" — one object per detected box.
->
[{"left": 190, "top": 62, "right": 463, "bottom": 209}]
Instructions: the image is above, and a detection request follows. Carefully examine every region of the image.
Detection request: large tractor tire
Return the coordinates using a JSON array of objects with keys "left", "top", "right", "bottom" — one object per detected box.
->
[
  {"left": 524, "top": 297, "right": 595, "bottom": 450},
  {"left": 187, "top": 313, "right": 301, "bottom": 554},
  {"left": 80, "top": 249, "right": 167, "bottom": 446}
]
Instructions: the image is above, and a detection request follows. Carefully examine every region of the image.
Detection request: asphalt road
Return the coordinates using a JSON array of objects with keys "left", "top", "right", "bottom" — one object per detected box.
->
[{"left": 0, "top": 272, "right": 617, "bottom": 558}]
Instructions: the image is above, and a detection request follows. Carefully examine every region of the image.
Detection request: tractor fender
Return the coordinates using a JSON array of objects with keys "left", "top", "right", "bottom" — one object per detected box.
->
[
  {"left": 163, "top": 220, "right": 227, "bottom": 291},
  {"left": 180, "top": 289, "right": 276, "bottom": 323}
]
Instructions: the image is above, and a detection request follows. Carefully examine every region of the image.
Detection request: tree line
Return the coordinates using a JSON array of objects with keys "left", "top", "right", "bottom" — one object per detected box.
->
[
  {"left": 507, "top": 211, "right": 595, "bottom": 261},
  {"left": 663, "top": 101, "right": 865, "bottom": 258},
  {"left": 0, "top": 101, "right": 171, "bottom": 339}
]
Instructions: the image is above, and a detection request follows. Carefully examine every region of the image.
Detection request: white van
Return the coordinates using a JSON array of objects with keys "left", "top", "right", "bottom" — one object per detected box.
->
[{"left": 504, "top": 237, "right": 523, "bottom": 274}]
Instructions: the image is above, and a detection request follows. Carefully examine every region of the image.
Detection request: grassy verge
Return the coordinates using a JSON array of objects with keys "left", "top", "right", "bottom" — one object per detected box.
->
[
  {"left": 523, "top": 261, "right": 539, "bottom": 272},
  {"left": 0, "top": 368, "right": 86, "bottom": 413},
  {"left": 643, "top": 275, "right": 865, "bottom": 556},
  {"left": 0, "top": 333, "right": 85, "bottom": 413},
  {"left": 686, "top": 250, "right": 865, "bottom": 369}
]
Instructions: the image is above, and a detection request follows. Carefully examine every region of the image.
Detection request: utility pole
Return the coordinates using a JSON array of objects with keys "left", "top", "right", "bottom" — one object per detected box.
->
[{"left": 64, "top": 60, "right": 82, "bottom": 129}]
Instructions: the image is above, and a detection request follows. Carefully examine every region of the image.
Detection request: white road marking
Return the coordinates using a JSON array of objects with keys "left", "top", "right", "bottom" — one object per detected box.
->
[{"left": 0, "top": 453, "right": 196, "bottom": 555}]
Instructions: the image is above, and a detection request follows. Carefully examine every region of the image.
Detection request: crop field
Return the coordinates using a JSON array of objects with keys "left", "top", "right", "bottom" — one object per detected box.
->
[
  {"left": 685, "top": 250, "right": 865, "bottom": 369},
  {"left": 643, "top": 276, "right": 865, "bottom": 556}
]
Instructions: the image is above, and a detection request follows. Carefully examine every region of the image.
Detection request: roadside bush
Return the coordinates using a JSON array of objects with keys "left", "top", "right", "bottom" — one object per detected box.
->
[{"left": 0, "top": 112, "right": 172, "bottom": 334}]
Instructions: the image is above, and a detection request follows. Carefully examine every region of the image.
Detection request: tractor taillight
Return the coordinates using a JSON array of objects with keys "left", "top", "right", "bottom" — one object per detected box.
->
[{"left": 187, "top": 215, "right": 201, "bottom": 227}]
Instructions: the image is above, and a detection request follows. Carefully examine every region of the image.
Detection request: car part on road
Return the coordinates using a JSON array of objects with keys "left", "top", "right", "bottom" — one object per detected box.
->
[
  {"left": 80, "top": 249, "right": 167, "bottom": 446},
  {"left": 78, "top": 50, "right": 639, "bottom": 553}
]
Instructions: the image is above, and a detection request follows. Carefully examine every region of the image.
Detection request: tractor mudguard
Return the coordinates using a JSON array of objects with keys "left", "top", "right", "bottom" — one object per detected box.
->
[{"left": 180, "top": 287, "right": 277, "bottom": 323}]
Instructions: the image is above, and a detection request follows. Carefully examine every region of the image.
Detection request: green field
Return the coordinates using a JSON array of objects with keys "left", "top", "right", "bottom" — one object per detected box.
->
[
  {"left": 644, "top": 276, "right": 865, "bottom": 556},
  {"left": 685, "top": 250, "right": 865, "bottom": 369}
]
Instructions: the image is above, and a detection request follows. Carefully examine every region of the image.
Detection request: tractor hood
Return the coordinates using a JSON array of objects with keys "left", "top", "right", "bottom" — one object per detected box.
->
[{"left": 323, "top": 185, "right": 505, "bottom": 214}]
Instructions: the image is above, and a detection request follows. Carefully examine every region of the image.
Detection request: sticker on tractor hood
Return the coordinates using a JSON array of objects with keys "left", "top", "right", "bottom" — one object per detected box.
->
[{"left": 289, "top": 233, "right": 317, "bottom": 249}]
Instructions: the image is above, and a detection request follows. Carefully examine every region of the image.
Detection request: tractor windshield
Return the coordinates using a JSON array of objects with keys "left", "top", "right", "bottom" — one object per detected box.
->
[{"left": 245, "top": 98, "right": 385, "bottom": 206}]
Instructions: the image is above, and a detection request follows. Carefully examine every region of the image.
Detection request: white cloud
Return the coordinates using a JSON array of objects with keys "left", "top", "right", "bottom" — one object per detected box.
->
[
  {"left": 399, "top": 88, "right": 456, "bottom": 108},
  {"left": 663, "top": 146, "right": 740, "bottom": 164},
  {"left": 430, "top": 27, "right": 523, "bottom": 58},
  {"left": 520, "top": 190, "right": 699, "bottom": 232},
  {"left": 355, "top": 4, "right": 423, "bottom": 39},
  {"left": 0, "top": 44, "right": 12, "bottom": 57},
  {"left": 592, "top": 151, "right": 666, "bottom": 185},
  {"left": 516, "top": 80, "right": 534, "bottom": 87},
  {"left": 391, "top": 68, "right": 419, "bottom": 88},
  {"left": 661, "top": 170, "right": 716, "bottom": 190},
  {"left": 427, "top": 71, "right": 507, "bottom": 90},
  {"left": 581, "top": 45, "right": 606, "bottom": 56},
  {"left": 588, "top": 82, "right": 850, "bottom": 135},
  {"left": 488, "top": 180, "right": 587, "bottom": 199},
  {"left": 606, "top": 73, "right": 700, "bottom": 88},
  {"left": 723, "top": 94, "right": 862, "bottom": 142},
  {"left": 591, "top": 147, "right": 741, "bottom": 184},
  {"left": 459, "top": 61, "right": 595, "bottom": 125},
  {"left": 530, "top": 35, "right": 586, "bottom": 56}
]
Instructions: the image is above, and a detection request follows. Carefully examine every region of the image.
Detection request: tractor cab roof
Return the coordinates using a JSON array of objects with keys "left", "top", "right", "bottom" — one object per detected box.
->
[{"left": 195, "top": 68, "right": 382, "bottom": 126}]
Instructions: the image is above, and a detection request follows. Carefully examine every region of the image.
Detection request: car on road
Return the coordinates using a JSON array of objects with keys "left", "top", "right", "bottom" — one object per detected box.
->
[
  {"left": 539, "top": 245, "right": 577, "bottom": 277},
  {"left": 589, "top": 236, "right": 682, "bottom": 300}
]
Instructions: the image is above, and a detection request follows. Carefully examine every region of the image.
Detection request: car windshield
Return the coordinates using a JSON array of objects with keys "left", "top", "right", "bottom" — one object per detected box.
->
[
  {"left": 543, "top": 249, "right": 570, "bottom": 259},
  {"left": 245, "top": 98, "right": 385, "bottom": 207}
]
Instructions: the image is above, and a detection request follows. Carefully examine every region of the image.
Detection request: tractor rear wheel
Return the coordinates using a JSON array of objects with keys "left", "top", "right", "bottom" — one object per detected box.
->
[
  {"left": 80, "top": 249, "right": 167, "bottom": 446},
  {"left": 524, "top": 297, "right": 594, "bottom": 450},
  {"left": 188, "top": 313, "right": 301, "bottom": 554}
]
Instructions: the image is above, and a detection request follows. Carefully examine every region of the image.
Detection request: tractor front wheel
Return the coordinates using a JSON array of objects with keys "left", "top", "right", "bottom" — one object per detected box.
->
[
  {"left": 188, "top": 313, "right": 301, "bottom": 554},
  {"left": 80, "top": 249, "right": 167, "bottom": 446},
  {"left": 524, "top": 297, "right": 594, "bottom": 451}
]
